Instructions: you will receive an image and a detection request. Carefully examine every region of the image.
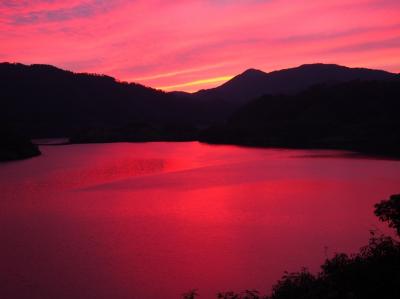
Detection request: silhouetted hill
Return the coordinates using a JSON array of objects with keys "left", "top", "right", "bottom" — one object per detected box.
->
[
  {"left": 1, "top": 62, "right": 398, "bottom": 144},
  {"left": 200, "top": 78, "right": 400, "bottom": 157},
  {"left": 0, "top": 62, "right": 206, "bottom": 138},
  {"left": 194, "top": 63, "right": 396, "bottom": 106}
]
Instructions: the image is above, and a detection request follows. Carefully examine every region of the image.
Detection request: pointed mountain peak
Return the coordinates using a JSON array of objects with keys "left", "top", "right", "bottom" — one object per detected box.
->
[
  {"left": 219, "top": 68, "right": 267, "bottom": 88},
  {"left": 235, "top": 68, "right": 267, "bottom": 79},
  {"left": 228, "top": 68, "right": 266, "bottom": 81}
]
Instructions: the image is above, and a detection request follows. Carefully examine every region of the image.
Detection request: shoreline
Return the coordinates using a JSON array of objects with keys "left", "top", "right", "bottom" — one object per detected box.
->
[{"left": 30, "top": 138, "right": 400, "bottom": 161}]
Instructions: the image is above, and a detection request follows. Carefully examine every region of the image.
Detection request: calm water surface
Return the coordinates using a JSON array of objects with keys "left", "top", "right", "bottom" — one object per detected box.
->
[{"left": 1, "top": 142, "right": 400, "bottom": 299}]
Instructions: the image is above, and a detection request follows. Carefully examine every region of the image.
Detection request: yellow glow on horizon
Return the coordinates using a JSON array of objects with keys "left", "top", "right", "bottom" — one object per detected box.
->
[
  {"left": 158, "top": 75, "right": 234, "bottom": 92},
  {"left": 133, "top": 63, "right": 232, "bottom": 81}
]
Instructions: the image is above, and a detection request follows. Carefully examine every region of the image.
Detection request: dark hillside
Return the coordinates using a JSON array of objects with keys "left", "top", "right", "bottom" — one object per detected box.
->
[{"left": 200, "top": 78, "right": 400, "bottom": 157}]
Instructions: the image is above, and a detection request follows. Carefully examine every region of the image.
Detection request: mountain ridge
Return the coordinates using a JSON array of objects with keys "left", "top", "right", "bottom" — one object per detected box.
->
[
  {"left": 1, "top": 61, "right": 398, "bottom": 147},
  {"left": 4, "top": 61, "right": 397, "bottom": 94},
  {"left": 191, "top": 63, "right": 397, "bottom": 106}
]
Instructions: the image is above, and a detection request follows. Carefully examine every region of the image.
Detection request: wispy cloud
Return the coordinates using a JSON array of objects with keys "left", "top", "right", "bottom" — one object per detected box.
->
[
  {"left": 1, "top": 0, "right": 399, "bottom": 91},
  {"left": 158, "top": 75, "right": 234, "bottom": 92},
  {"left": 8, "top": 0, "right": 119, "bottom": 24}
]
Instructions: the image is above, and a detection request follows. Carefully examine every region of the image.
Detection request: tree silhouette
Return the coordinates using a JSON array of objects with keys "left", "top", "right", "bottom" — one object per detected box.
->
[
  {"left": 375, "top": 194, "right": 400, "bottom": 236},
  {"left": 182, "top": 289, "right": 199, "bottom": 299},
  {"left": 184, "top": 194, "right": 400, "bottom": 299}
]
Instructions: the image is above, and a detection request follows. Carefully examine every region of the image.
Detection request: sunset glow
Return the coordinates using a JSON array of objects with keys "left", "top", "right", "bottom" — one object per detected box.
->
[
  {"left": 158, "top": 75, "right": 234, "bottom": 92},
  {"left": 1, "top": 0, "right": 400, "bottom": 92}
]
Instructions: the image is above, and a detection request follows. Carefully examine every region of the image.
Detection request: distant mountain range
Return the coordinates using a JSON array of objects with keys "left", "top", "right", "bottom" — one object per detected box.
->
[
  {"left": 193, "top": 63, "right": 396, "bottom": 105},
  {"left": 1, "top": 62, "right": 399, "bottom": 159}
]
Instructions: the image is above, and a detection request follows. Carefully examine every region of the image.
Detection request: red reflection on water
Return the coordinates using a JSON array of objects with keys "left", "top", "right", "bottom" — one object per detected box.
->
[{"left": 1, "top": 142, "right": 399, "bottom": 299}]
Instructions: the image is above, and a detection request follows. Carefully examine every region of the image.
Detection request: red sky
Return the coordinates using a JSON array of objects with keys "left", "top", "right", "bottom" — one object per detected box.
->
[{"left": 1, "top": 0, "right": 399, "bottom": 92}]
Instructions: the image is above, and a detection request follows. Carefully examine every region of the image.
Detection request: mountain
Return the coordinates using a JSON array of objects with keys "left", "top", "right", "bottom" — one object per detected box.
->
[
  {"left": 0, "top": 62, "right": 204, "bottom": 138},
  {"left": 193, "top": 63, "right": 396, "bottom": 106},
  {"left": 1, "top": 62, "right": 397, "bottom": 144},
  {"left": 200, "top": 78, "right": 400, "bottom": 157}
]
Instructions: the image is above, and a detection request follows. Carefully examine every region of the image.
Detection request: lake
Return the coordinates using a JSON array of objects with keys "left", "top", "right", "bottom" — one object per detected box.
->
[{"left": 1, "top": 142, "right": 399, "bottom": 299}]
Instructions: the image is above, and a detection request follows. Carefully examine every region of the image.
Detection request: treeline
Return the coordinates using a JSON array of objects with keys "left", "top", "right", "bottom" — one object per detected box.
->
[
  {"left": 2, "top": 62, "right": 400, "bottom": 159},
  {"left": 70, "top": 121, "right": 198, "bottom": 143},
  {"left": 0, "top": 62, "right": 216, "bottom": 138},
  {"left": 200, "top": 79, "right": 400, "bottom": 157}
]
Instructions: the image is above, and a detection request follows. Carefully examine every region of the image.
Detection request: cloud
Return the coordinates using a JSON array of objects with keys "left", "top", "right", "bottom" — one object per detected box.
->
[
  {"left": 321, "top": 36, "right": 400, "bottom": 54},
  {"left": 158, "top": 75, "right": 234, "bottom": 92},
  {"left": 9, "top": 0, "right": 119, "bottom": 24},
  {"left": 0, "top": 0, "right": 399, "bottom": 91}
]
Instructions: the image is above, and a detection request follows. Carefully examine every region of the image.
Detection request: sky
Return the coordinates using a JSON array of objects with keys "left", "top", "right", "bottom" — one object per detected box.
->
[{"left": 1, "top": 0, "right": 400, "bottom": 92}]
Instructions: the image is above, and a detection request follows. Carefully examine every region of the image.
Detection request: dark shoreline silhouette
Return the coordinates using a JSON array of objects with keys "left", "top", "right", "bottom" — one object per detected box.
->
[
  {"left": 0, "top": 124, "right": 40, "bottom": 161},
  {"left": 1, "top": 62, "right": 399, "bottom": 159}
]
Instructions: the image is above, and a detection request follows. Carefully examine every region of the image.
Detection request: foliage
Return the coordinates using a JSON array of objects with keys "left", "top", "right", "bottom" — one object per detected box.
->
[
  {"left": 217, "top": 290, "right": 262, "bottom": 299},
  {"left": 183, "top": 194, "right": 400, "bottom": 299},
  {"left": 182, "top": 289, "right": 199, "bottom": 299},
  {"left": 375, "top": 194, "right": 400, "bottom": 235}
]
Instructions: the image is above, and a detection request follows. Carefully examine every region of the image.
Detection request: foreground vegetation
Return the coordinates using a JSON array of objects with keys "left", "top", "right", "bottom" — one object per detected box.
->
[{"left": 184, "top": 194, "right": 400, "bottom": 299}]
